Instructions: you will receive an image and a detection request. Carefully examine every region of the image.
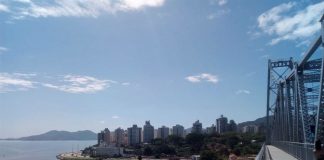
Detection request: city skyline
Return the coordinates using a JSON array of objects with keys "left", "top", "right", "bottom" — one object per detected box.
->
[
  {"left": 5, "top": 114, "right": 239, "bottom": 139},
  {"left": 96, "top": 114, "right": 239, "bottom": 146},
  {"left": 0, "top": 0, "right": 323, "bottom": 138}
]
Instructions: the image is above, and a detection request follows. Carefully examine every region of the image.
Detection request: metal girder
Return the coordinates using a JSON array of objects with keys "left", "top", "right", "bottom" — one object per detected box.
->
[
  {"left": 265, "top": 14, "right": 324, "bottom": 160},
  {"left": 315, "top": 16, "right": 324, "bottom": 148},
  {"left": 306, "top": 95, "right": 319, "bottom": 100},
  {"left": 303, "top": 73, "right": 320, "bottom": 83},
  {"left": 303, "top": 59, "right": 322, "bottom": 70},
  {"left": 271, "top": 59, "right": 294, "bottom": 69},
  {"left": 266, "top": 59, "right": 295, "bottom": 144},
  {"left": 297, "top": 73, "right": 313, "bottom": 143},
  {"left": 299, "top": 36, "right": 322, "bottom": 68}
]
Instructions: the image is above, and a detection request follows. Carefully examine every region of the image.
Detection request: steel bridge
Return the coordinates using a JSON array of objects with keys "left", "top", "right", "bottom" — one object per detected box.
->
[{"left": 256, "top": 15, "right": 324, "bottom": 160}]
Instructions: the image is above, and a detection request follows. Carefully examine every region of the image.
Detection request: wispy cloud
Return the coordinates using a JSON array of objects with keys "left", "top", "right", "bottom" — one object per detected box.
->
[
  {"left": 11, "top": 73, "right": 37, "bottom": 78},
  {"left": 112, "top": 115, "right": 120, "bottom": 119},
  {"left": 0, "top": 73, "right": 124, "bottom": 94},
  {"left": 185, "top": 73, "right": 219, "bottom": 84},
  {"left": 0, "top": 73, "right": 36, "bottom": 93},
  {"left": 3, "top": 0, "right": 165, "bottom": 20},
  {"left": 118, "top": 0, "right": 165, "bottom": 10},
  {"left": 121, "top": 82, "right": 130, "bottom": 86},
  {"left": 43, "top": 75, "right": 114, "bottom": 94},
  {"left": 0, "top": 46, "right": 8, "bottom": 54},
  {"left": 210, "top": 0, "right": 228, "bottom": 6},
  {"left": 207, "top": 9, "right": 230, "bottom": 20},
  {"left": 0, "top": 3, "right": 9, "bottom": 12},
  {"left": 99, "top": 120, "right": 105, "bottom": 124},
  {"left": 235, "top": 89, "right": 251, "bottom": 95},
  {"left": 257, "top": 1, "right": 324, "bottom": 45}
]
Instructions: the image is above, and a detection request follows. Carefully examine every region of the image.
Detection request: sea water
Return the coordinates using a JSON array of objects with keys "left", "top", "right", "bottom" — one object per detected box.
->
[{"left": 0, "top": 140, "right": 96, "bottom": 160}]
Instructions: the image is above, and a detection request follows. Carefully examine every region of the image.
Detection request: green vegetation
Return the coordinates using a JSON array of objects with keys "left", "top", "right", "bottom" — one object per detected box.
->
[
  {"left": 131, "top": 132, "right": 265, "bottom": 159},
  {"left": 200, "top": 150, "right": 220, "bottom": 160}
]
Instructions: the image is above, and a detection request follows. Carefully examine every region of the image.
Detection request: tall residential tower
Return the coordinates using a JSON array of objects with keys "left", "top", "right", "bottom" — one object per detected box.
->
[
  {"left": 115, "top": 127, "right": 124, "bottom": 147},
  {"left": 157, "top": 126, "right": 169, "bottom": 139},
  {"left": 127, "top": 125, "right": 142, "bottom": 146},
  {"left": 191, "top": 120, "right": 202, "bottom": 134},
  {"left": 143, "top": 121, "right": 154, "bottom": 143},
  {"left": 172, "top": 124, "right": 184, "bottom": 137},
  {"left": 216, "top": 115, "right": 228, "bottom": 134}
]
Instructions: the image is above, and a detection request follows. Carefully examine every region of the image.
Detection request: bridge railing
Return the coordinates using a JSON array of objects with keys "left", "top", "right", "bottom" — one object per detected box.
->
[
  {"left": 255, "top": 143, "right": 266, "bottom": 160},
  {"left": 272, "top": 141, "right": 314, "bottom": 160}
]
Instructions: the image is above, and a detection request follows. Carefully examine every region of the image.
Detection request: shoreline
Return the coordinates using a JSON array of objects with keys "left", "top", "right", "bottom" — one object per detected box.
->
[
  {"left": 57, "top": 152, "right": 95, "bottom": 160},
  {"left": 0, "top": 139, "right": 96, "bottom": 141}
]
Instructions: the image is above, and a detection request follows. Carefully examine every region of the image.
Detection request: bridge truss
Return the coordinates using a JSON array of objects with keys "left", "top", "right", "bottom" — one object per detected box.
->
[{"left": 266, "top": 15, "right": 324, "bottom": 160}]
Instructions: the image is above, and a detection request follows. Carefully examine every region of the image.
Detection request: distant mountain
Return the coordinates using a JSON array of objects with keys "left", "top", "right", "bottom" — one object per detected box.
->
[
  {"left": 237, "top": 116, "right": 272, "bottom": 132},
  {"left": 4, "top": 130, "right": 97, "bottom": 141}
]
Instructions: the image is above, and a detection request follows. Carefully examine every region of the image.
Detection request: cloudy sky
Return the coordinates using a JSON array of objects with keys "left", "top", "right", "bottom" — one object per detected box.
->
[{"left": 0, "top": 0, "right": 323, "bottom": 138}]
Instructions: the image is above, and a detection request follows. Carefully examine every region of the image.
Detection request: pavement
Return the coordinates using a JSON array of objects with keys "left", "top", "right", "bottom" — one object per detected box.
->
[{"left": 266, "top": 145, "right": 297, "bottom": 160}]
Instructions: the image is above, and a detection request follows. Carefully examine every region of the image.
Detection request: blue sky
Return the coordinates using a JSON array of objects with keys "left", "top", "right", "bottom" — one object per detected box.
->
[{"left": 0, "top": 0, "right": 323, "bottom": 138}]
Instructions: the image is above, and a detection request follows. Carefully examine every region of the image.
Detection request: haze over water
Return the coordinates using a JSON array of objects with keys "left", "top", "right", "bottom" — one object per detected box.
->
[{"left": 0, "top": 140, "right": 96, "bottom": 160}]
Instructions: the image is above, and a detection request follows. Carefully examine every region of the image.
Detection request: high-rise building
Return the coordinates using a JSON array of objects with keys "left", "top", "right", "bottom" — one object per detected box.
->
[
  {"left": 115, "top": 127, "right": 124, "bottom": 147},
  {"left": 206, "top": 124, "right": 217, "bottom": 134},
  {"left": 123, "top": 132, "right": 128, "bottom": 145},
  {"left": 184, "top": 129, "right": 189, "bottom": 137},
  {"left": 242, "top": 125, "right": 259, "bottom": 133},
  {"left": 191, "top": 120, "right": 202, "bottom": 134},
  {"left": 97, "top": 128, "right": 111, "bottom": 146},
  {"left": 228, "top": 120, "right": 237, "bottom": 132},
  {"left": 98, "top": 131, "right": 104, "bottom": 145},
  {"left": 143, "top": 121, "right": 154, "bottom": 143},
  {"left": 103, "top": 128, "right": 110, "bottom": 145},
  {"left": 157, "top": 126, "right": 170, "bottom": 139},
  {"left": 154, "top": 129, "right": 158, "bottom": 138},
  {"left": 127, "top": 125, "right": 142, "bottom": 146},
  {"left": 110, "top": 131, "right": 115, "bottom": 143},
  {"left": 172, "top": 124, "right": 184, "bottom": 137},
  {"left": 216, "top": 115, "right": 228, "bottom": 134}
]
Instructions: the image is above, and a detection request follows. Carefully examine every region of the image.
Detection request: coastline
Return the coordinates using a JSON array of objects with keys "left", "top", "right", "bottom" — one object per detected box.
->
[{"left": 57, "top": 152, "right": 95, "bottom": 160}]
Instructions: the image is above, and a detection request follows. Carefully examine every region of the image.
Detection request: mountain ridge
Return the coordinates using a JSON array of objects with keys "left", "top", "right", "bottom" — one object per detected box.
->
[{"left": 1, "top": 130, "right": 97, "bottom": 141}]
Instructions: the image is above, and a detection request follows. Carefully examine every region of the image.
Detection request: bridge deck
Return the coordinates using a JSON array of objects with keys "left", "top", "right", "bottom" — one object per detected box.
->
[{"left": 266, "top": 145, "right": 297, "bottom": 160}]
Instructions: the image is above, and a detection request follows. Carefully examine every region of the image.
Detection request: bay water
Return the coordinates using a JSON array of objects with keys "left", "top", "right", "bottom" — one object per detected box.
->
[{"left": 0, "top": 140, "right": 96, "bottom": 160}]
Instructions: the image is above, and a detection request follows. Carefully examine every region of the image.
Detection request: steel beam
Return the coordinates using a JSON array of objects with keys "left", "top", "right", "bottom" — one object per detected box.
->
[
  {"left": 299, "top": 36, "right": 322, "bottom": 68},
  {"left": 315, "top": 13, "right": 324, "bottom": 148},
  {"left": 266, "top": 59, "right": 271, "bottom": 145}
]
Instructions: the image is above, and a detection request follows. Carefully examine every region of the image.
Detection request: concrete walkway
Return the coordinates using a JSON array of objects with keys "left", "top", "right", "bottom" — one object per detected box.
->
[{"left": 266, "top": 145, "right": 297, "bottom": 160}]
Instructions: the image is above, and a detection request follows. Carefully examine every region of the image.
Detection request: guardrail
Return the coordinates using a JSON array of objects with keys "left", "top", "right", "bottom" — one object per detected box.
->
[{"left": 255, "top": 143, "right": 267, "bottom": 160}]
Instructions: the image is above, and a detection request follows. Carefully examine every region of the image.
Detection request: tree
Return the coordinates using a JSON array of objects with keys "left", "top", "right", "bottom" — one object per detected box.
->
[
  {"left": 233, "top": 148, "right": 241, "bottom": 156},
  {"left": 143, "top": 146, "right": 153, "bottom": 156},
  {"left": 167, "top": 135, "right": 185, "bottom": 146},
  {"left": 151, "top": 138, "right": 164, "bottom": 145},
  {"left": 186, "top": 133, "right": 205, "bottom": 153},
  {"left": 154, "top": 144, "right": 176, "bottom": 155},
  {"left": 226, "top": 135, "right": 240, "bottom": 149},
  {"left": 200, "top": 150, "right": 220, "bottom": 160}
]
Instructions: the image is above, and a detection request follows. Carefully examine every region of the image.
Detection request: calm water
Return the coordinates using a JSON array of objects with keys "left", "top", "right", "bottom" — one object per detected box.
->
[{"left": 0, "top": 140, "right": 96, "bottom": 160}]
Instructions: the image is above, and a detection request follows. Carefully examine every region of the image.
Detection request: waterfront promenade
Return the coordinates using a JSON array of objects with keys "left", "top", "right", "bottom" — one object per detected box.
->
[
  {"left": 57, "top": 152, "right": 94, "bottom": 160},
  {"left": 56, "top": 152, "right": 193, "bottom": 160}
]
